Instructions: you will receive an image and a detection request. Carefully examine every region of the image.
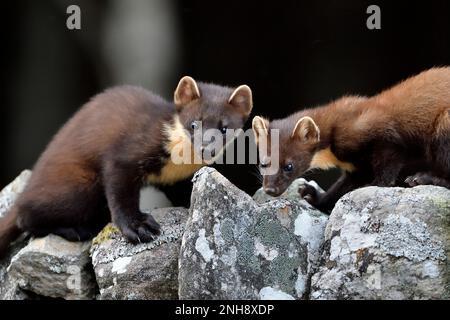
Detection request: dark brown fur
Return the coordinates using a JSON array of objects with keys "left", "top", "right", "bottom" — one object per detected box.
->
[
  {"left": 254, "top": 67, "right": 450, "bottom": 212},
  {"left": 0, "top": 77, "right": 253, "bottom": 258}
]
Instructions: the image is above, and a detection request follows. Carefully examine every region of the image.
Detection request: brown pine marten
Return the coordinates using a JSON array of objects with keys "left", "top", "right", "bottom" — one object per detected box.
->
[
  {"left": 0, "top": 76, "right": 253, "bottom": 257},
  {"left": 253, "top": 67, "right": 450, "bottom": 212}
]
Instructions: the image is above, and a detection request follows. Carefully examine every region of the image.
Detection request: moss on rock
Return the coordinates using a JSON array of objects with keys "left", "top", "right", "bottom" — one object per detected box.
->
[{"left": 92, "top": 224, "right": 120, "bottom": 246}]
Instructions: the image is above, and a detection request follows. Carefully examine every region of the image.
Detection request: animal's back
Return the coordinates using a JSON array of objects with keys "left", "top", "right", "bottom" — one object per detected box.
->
[
  {"left": 41, "top": 86, "right": 172, "bottom": 161},
  {"left": 352, "top": 67, "right": 450, "bottom": 142},
  {"left": 20, "top": 86, "right": 173, "bottom": 202}
]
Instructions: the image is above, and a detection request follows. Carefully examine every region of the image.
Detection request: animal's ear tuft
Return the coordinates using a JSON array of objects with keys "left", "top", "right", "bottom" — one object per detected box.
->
[
  {"left": 229, "top": 85, "right": 253, "bottom": 116},
  {"left": 252, "top": 116, "right": 269, "bottom": 145},
  {"left": 291, "top": 116, "right": 320, "bottom": 142},
  {"left": 174, "top": 76, "right": 201, "bottom": 107}
]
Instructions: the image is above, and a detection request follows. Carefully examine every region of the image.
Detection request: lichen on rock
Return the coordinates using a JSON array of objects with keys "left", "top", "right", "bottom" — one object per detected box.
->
[
  {"left": 7, "top": 235, "right": 96, "bottom": 299},
  {"left": 311, "top": 186, "right": 450, "bottom": 300},
  {"left": 91, "top": 224, "right": 120, "bottom": 246},
  {"left": 179, "top": 167, "right": 328, "bottom": 300},
  {"left": 1, "top": 167, "right": 449, "bottom": 300},
  {"left": 90, "top": 207, "right": 189, "bottom": 300}
]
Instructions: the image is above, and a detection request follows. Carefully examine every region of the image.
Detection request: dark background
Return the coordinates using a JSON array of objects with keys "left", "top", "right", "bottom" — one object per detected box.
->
[{"left": 2, "top": 0, "right": 450, "bottom": 206}]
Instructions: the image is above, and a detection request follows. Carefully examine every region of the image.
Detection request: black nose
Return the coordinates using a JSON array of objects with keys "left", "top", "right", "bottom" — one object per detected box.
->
[
  {"left": 264, "top": 187, "right": 280, "bottom": 196},
  {"left": 210, "top": 149, "right": 216, "bottom": 157}
]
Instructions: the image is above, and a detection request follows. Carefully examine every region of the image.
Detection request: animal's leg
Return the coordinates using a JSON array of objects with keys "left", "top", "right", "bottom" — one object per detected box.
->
[
  {"left": 371, "top": 146, "right": 405, "bottom": 187},
  {"left": 299, "top": 171, "right": 367, "bottom": 213},
  {"left": 16, "top": 171, "right": 109, "bottom": 242},
  {"left": 103, "top": 160, "right": 160, "bottom": 243}
]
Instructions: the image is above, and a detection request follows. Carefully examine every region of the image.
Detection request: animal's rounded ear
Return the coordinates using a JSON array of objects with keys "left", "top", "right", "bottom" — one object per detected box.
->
[
  {"left": 291, "top": 116, "right": 320, "bottom": 142},
  {"left": 174, "top": 76, "right": 201, "bottom": 107},
  {"left": 252, "top": 116, "right": 269, "bottom": 145},
  {"left": 229, "top": 85, "right": 253, "bottom": 116}
]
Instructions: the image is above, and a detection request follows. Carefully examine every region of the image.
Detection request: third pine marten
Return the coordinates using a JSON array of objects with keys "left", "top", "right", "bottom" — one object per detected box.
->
[
  {"left": 0, "top": 76, "right": 253, "bottom": 257},
  {"left": 253, "top": 67, "right": 450, "bottom": 212}
]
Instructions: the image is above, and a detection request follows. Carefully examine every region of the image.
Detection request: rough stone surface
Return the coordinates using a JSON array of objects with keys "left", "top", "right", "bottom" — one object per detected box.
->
[
  {"left": 311, "top": 186, "right": 450, "bottom": 300},
  {"left": 140, "top": 185, "right": 173, "bottom": 212},
  {"left": 2, "top": 167, "right": 449, "bottom": 300},
  {"left": 0, "top": 170, "right": 32, "bottom": 300},
  {"left": 91, "top": 207, "right": 189, "bottom": 300},
  {"left": 7, "top": 235, "right": 96, "bottom": 299},
  {"left": 0, "top": 237, "right": 30, "bottom": 300},
  {"left": 179, "top": 167, "right": 328, "bottom": 300},
  {"left": 0, "top": 170, "right": 32, "bottom": 218}
]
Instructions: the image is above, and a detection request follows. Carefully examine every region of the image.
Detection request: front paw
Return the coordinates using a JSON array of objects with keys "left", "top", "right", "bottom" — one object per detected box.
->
[
  {"left": 298, "top": 184, "right": 320, "bottom": 206},
  {"left": 118, "top": 212, "right": 161, "bottom": 243},
  {"left": 405, "top": 172, "right": 433, "bottom": 187}
]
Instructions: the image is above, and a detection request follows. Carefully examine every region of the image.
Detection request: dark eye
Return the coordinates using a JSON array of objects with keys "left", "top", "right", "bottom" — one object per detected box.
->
[
  {"left": 220, "top": 126, "right": 228, "bottom": 134},
  {"left": 283, "top": 163, "right": 293, "bottom": 172},
  {"left": 191, "top": 121, "right": 199, "bottom": 130}
]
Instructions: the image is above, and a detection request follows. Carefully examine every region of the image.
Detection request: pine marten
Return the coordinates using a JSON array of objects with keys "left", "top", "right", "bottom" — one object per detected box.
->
[
  {"left": 0, "top": 76, "right": 253, "bottom": 257},
  {"left": 252, "top": 67, "right": 450, "bottom": 212}
]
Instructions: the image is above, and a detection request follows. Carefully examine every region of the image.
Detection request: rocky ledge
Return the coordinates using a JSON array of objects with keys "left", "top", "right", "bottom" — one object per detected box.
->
[{"left": 0, "top": 168, "right": 448, "bottom": 300}]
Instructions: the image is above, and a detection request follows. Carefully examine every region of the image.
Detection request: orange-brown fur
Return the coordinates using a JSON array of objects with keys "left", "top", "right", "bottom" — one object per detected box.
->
[
  {"left": 255, "top": 67, "right": 450, "bottom": 212},
  {"left": 310, "top": 147, "right": 356, "bottom": 172}
]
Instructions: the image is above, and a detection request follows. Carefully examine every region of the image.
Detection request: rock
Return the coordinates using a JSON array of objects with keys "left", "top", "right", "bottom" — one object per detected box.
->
[
  {"left": 140, "top": 185, "right": 173, "bottom": 212},
  {"left": 0, "top": 170, "right": 32, "bottom": 300},
  {"left": 1, "top": 170, "right": 96, "bottom": 300},
  {"left": 253, "top": 178, "right": 324, "bottom": 204},
  {"left": 7, "top": 235, "right": 96, "bottom": 299},
  {"left": 0, "top": 237, "right": 30, "bottom": 300},
  {"left": 91, "top": 207, "right": 189, "bottom": 300},
  {"left": 0, "top": 170, "right": 32, "bottom": 218},
  {"left": 179, "top": 167, "right": 328, "bottom": 300},
  {"left": 311, "top": 186, "right": 450, "bottom": 300}
]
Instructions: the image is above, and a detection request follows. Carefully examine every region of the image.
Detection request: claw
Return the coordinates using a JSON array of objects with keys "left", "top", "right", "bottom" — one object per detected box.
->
[{"left": 117, "top": 212, "right": 161, "bottom": 244}]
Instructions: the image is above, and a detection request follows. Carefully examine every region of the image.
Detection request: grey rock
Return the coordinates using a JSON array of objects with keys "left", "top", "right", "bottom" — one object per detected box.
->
[
  {"left": 90, "top": 207, "right": 189, "bottom": 300},
  {"left": 179, "top": 167, "right": 328, "bottom": 300},
  {"left": 7, "top": 235, "right": 96, "bottom": 299},
  {"left": 140, "top": 185, "right": 173, "bottom": 212},
  {"left": 311, "top": 186, "right": 450, "bottom": 300},
  {"left": 0, "top": 237, "right": 30, "bottom": 300},
  {"left": 0, "top": 170, "right": 32, "bottom": 300},
  {"left": 253, "top": 178, "right": 324, "bottom": 204},
  {"left": 0, "top": 170, "right": 31, "bottom": 218}
]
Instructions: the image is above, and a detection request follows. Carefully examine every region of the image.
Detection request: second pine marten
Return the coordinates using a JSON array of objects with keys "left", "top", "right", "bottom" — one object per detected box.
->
[{"left": 253, "top": 67, "right": 450, "bottom": 212}]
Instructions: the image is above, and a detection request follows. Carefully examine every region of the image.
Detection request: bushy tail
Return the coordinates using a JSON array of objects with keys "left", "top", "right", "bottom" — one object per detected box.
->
[{"left": 0, "top": 206, "right": 21, "bottom": 259}]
